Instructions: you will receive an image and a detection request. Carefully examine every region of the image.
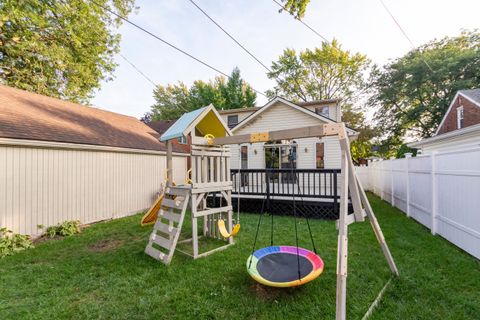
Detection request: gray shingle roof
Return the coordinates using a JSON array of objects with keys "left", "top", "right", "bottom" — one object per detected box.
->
[{"left": 459, "top": 89, "right": 480, "bottom": 105}]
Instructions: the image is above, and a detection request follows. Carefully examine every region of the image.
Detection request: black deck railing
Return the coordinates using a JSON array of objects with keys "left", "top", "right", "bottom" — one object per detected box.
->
[{"left": 229, "top": 169, "right": 340, "bottom": 218}]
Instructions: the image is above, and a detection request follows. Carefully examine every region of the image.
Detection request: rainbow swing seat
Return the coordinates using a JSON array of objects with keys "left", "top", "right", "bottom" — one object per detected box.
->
[{"left": 247, "top": 245, "right": 324, "bottom": 288}]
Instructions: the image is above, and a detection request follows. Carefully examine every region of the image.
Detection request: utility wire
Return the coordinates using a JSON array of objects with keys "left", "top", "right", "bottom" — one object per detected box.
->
[
  {"left": 87, "top": 0, "right": 267, "bottom": 97},
  {"left": 378, "top": 0, "right": 434, "bottom": 72},
  {"left": 188, "top": 0, "right": 272, "bottom": 73},
  {"left": 119, "top": 53, "right": 157, "bottom": 87},
  {"left": 187, "top": 0, "right": 312, "bottom": 102},
  {"left": 271, "top": 0, "right": 330, "bottom": 43}
]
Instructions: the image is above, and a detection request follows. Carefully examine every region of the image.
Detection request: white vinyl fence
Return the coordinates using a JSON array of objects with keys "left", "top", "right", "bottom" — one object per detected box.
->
[
  {"left": 356, "top": 148, "right": 480, "bottom": 260},
  {"left": 0, "top": 141, "right": 187, "bottom": 236}
]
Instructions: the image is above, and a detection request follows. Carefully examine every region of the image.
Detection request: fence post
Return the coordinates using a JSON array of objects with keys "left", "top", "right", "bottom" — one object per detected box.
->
[
  {"left": 380, "top": 160, "right": 385, "bottom": 200},
  {"left": 405, "top": 153, "right": 412, "bottom": 218},
  {"left": 431, "top": 152, "right": 437, "bottom": 235},
  {"left": 390, "top": 157, "right": 395, "bottom": 206}
]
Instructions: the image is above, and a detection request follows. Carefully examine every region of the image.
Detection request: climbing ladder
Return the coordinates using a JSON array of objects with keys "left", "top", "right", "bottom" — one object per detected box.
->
[{"left": 144, "top": 186, "right": 190, "bottom": 265}]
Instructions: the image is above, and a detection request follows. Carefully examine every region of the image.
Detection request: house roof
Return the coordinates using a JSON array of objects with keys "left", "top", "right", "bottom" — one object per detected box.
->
[
  {"left": 409, "top": 123, "right": 480, "bottom": 149},
  {"left": 160, "top": 105, "right": 232, "bottom": 141},
  {"left": 434, "top": 89, "right": 480, "bottom": 136},
  {"left": 146, "top": 120, "right": 177, "bottom": 134},
  {"left": 0, "top": 85, "right": 185, "bottom": 153},
  {"left": 297, "top": 98, "right": 340, "bottom": 106},
  {"left": 232, "top": 96, "right": 358, "bottom": 135},
  {"left": 217, "top": 99, "right": 339, "bottom": 115},
  {"left": 459, "top": 89, "right": 480, "bottom": 105},
  {"left": 218, "top": 107, "right": 261, "bottom": 115}
]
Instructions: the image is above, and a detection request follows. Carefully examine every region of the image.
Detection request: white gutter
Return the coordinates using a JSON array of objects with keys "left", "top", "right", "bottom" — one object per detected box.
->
[
  {"left": 408, "top": 123, "right": 480, "bottom": 148},
  {"left": 0, "top": 137, "right": 189, "bottom": 156}
]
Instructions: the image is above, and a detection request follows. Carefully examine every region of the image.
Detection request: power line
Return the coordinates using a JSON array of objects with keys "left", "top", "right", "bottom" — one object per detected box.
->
[
  {"left": 378, "top": 0, "right": 434, "bottom": 72},
  {"left": 187, "top": 0, "right": 272, "bottom": 73},
  {"left": 271, "top": 0, "right": 330, "bottom": 43},
  {"left": 119, "top": 53, "right": 157, "bottom": 87},
  {"left": 87, "top": 0, "right": 267, "bottom": 97}
]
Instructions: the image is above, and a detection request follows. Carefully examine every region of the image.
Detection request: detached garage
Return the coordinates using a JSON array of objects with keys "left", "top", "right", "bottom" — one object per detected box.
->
[{"left": 0, "top": 85, "right": 188, "bottom": 236}]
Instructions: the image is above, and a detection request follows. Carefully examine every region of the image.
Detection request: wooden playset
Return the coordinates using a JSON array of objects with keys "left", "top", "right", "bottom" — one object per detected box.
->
[
  {"left": 144, "top": 105, "right": 236, "bottom": 264},
  {"left": 143, "top": 105, "right": 399, "bottom": 320}
]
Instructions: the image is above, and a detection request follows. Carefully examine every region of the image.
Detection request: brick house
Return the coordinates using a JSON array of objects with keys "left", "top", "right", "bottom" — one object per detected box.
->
[{"left": 409, "top": 89, "right": 480, "bottom": 153}]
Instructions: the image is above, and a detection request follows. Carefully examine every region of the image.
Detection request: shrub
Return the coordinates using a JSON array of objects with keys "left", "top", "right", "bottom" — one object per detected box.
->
[
  {"left": 44, "top": 220, "right": 82, "bottom": 238},
  {"left": 0, "top": 228, "right": 34, "bottom": 258}
]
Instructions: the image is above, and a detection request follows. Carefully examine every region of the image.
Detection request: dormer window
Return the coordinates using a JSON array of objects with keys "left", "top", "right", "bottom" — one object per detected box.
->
[
  {"left": 315, "top": 106, "right": 329, "bottom": 118},
  {"left": 227, "top": 115, "right": 238, "bottom": 129},
  {"left": 457, "top": 106, "right": 464, "bottom": 129}
]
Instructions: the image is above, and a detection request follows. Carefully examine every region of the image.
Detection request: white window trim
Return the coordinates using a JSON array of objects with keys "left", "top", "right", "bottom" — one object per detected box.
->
[{"left": 457, "top": 106, "right": 464, "bottom": 129}]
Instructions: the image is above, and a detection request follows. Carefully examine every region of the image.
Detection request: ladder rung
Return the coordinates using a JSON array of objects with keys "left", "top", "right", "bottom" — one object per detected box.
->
[
  {"left": 150, "top": 233, "right": 172, "bottom": 250},
  {"left": 145, "top": 245, "right": 167, "bottom": 261},
  {"left": 159, "top": 209, "right": 182, "bottom": 223},
  {"left": 154, "top": 221, "right": 178, "bottom": 235},
  {"left": 162, "top": 198, "right": 184, "bottom": 210},
  {"left": 166, "top": 187, "right": 190, "bottom": 197}
]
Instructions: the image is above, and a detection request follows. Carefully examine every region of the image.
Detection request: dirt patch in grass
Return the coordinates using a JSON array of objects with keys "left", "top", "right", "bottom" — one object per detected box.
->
[
  {"left": 88, "top": 239, "right": 124, "bottom": 252},
  {"left": 33, "top": 235, "right": 64, "bottom": 245},
  {"left": 250, "top": 283, "right": 295, "bottom": 301}
]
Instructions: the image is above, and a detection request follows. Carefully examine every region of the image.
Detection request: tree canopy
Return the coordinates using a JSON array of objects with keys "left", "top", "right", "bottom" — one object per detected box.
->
[
  {"left": 145, "top": 67, "right": 256, "bottom": 121},
  {"left": 266, "top": 40, "right": 370, "bottom": 104},
  {"left": 370, "top": 30, "right": 480, "bottom": 142},
  {"left": 0, "top": 0, "right": 136, "bottom": 103},
  {"left": 277, "top": 0, "right": 311, "bottom": 19}
]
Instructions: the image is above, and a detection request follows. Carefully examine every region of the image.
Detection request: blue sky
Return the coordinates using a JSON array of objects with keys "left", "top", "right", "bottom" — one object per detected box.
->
[{"left": 91, "top": 0, "right": 480, "bottom": 118}]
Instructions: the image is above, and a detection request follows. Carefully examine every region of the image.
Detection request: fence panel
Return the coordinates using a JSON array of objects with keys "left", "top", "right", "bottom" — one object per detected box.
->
[
  {"left": 435, "top": 148, "right": 480, "bottom": 259},
  {"left": 356, "top": 148, "right": 480, "bottom": 259}
]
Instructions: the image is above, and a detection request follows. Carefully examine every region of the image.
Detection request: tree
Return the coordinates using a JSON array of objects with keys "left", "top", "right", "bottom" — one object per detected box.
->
[
  {"left": 370, "top": 30, "right": 480, "bottom": 143},
  {"left": 0, "top": 0, "right": 136, "bottom": 103},
  {"left": 277, "top": 0, "right": 311, "bottom": 19},
  {"left": 146, "top": 67, "right": 256, "bottom": 121},
  {"left": 266, "top": 40, "right": 370, "bottom": 105}
]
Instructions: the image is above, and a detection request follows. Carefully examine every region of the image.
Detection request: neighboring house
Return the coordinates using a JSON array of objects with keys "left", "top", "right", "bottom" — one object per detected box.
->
[
  {"left": 409, "top": 89, "right": 480, "bottom": 153},
  {"left": 147, "top": 120, "right": 191, "bottom": 153},
  {"left": 0, "top": 85, "right": 187, "bottom": 235},
  {"left": 218, "top": 97, "right": 357, "bottom": 170}
]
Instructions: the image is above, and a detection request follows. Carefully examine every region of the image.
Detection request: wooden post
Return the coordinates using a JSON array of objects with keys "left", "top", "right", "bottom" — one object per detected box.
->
[
  {"left": 191, "top": 193, "right": 199, "bottom": 258},
  {"left": 167, "top": 140, "right": 173, "bottom": 187},
  {"left": 336, "top": 144, "right": 349, "bottom": 320}
]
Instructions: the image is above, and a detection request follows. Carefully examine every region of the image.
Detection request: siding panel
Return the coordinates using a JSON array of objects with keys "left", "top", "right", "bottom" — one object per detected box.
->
[{"left": 0, "top": 145, "right": 187, "bottom": 236}]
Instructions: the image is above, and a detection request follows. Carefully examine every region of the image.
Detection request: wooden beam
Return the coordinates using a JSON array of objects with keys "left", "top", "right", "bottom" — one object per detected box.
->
[{"left": 210, "top": 123, "right": 344, "bottom": 145}]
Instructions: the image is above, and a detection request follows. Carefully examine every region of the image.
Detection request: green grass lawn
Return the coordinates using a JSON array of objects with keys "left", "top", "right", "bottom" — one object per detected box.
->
[{"left": 0, "top": 194, "right": 479, "bottom": 319}]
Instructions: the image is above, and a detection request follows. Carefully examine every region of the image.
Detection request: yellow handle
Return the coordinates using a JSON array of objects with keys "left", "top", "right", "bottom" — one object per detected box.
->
[
  {"left": 185, "top": 168, "right": 193, "bottom": 184},
  {"left": 204, "top": 134, "right": 215, "bottom": 146}
]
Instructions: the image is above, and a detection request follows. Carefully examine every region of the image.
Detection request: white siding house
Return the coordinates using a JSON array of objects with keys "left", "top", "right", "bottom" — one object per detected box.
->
[{"left": 221, "top": 97, "right": 357, "bottom": 170}]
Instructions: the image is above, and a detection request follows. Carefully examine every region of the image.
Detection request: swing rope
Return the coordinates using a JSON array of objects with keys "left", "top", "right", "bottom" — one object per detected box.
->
[
  {"left": 293, "top": 169, "right": 318, "bottom": 254},
  {"left": 290, "top": 148, "right": 301, "bottom": 281}
]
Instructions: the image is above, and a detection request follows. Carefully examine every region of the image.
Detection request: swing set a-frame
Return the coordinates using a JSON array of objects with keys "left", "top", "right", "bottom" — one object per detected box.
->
[
  {"left": 204, "top": 121, "right": 399, "bottom": 320},
  {"left": 145, "top": 104, "right": 398, "bottom": 320}
]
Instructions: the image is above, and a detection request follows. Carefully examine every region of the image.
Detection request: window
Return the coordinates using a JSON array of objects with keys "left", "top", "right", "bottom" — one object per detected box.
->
[
  {"left": 177, "top": 135, "right": 187, "bottom": 144},
  {"left": 316, "top": 143, "right": 324, "bottom": 169},
  {"left": 240, "top": 145, "right": 248, "bottom": 169},
  {"left": 315, "top": 106, "right": 329, "bottom": 118},
  {"left": 240, "top": 145, "right": 248, "bottom": 186},
  {"left": 264, "top": 141, "right": 297, "bottom": 183},
  {"left": 457, "top": 106, "right": 464, "bottom": 129},
  {"left": 227, "top": 115, "right": 239, "bottom": 129}
]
